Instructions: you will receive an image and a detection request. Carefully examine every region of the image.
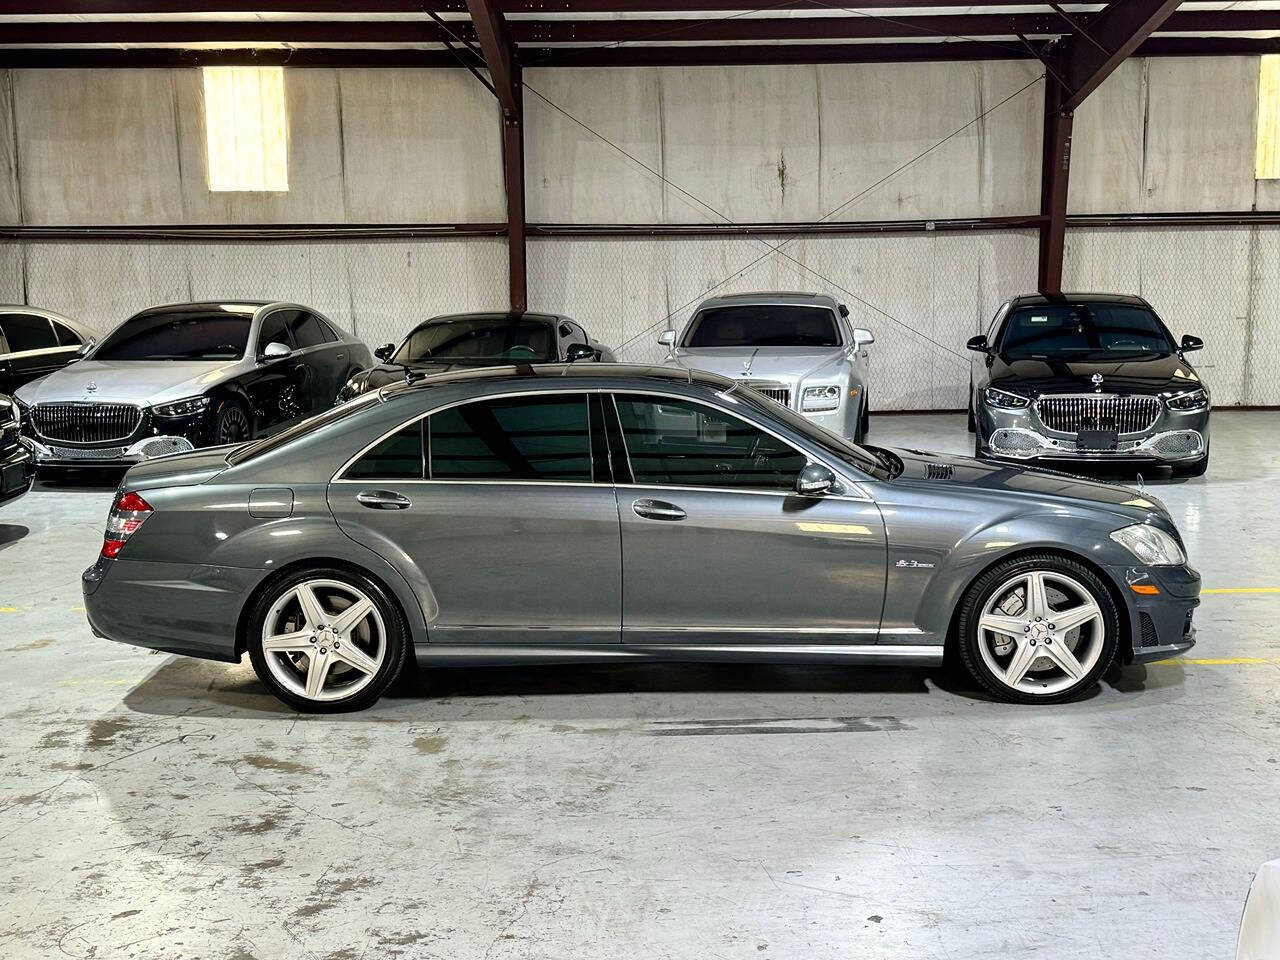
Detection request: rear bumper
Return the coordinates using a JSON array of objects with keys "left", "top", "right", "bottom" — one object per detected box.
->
[
  {"left": 83, "top": 556, "right": 258, "bottom": 662},
  {"left": 0, "top": 442, "right": 35, "bottom": 505},
  {"left": 1109, "top": 562, "right": 1200, "bottom": 664}
]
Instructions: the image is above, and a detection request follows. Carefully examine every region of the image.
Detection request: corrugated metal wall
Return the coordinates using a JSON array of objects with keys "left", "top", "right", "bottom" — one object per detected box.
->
[{"left": 1, "top": 58, "right": 1276, "bottom": 408}]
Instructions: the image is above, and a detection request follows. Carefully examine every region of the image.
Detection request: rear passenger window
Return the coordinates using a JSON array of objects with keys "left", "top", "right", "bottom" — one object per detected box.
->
[
  {"left": 345, "top": 423, "right": 424, "bottom": 480},
  {"left": 53, "top": 322, "right": 83, "bottom": 348},
  {"left": 0, "top": 313, "right": 57, "bottom": 352},
  {"left": 429, "top": 394, "right": 592, "bottom": 482},
  {"left": 288, "top": 312, "right": 328, "bottom": 349}
]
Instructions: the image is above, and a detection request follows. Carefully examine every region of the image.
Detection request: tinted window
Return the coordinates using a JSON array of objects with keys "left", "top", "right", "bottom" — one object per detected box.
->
[
  {"left": 395, "top": 318, "right": 556, "bottom": 364},
  {"left": 429, "top": 395, "right": 592, "bottom": 482},
  {"left": 314, "top": 316, "right": 340, "bottom": 343},
  {"left": 288, "top": 311, "right": 329, "bottom": 349},
  {"left": 0, "top": 313, "right": 57, "bottom": 353},
  {"left": 999, "top": 303, "right": 1175, "bottom": 358},
  {"left": 614, "top": 394, "right": 808, "bottom": 490},
  {"left": 682, "top": 306, "right": 840, "bottom": 348},
  {"left": 258, "top": 312, "right": 291, "bottom": 352},
  {"left": 94, "top": 311, "right": 252, "bottom": 361},
  {"left": 53, "top": 321, "right": 83, "bottom": 348},
  {"left": 345, "top": 423, "right": 424, "bottom": 480}
]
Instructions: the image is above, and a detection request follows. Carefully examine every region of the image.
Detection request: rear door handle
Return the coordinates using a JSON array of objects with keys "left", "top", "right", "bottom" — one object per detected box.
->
[
  {"left": 356, "top": 490, "right": 412, "bottom": 510},
  {"left": 632, "top": 498, "right": 686, "bottom": 522}
]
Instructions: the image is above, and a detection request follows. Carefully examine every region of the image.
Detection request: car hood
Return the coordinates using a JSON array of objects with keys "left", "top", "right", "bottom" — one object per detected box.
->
[
  {"left": 14, "top": 359, "right": 243, "bottom": 406},
  {"left": 987, "top": 351, "right": 1201, "bottom": 396},
  {"left": 882, "top": 446, "right": 1170, "bottom": 523},
  {"left": 668, "top": 347, "right": 848, "bottom": 382}
]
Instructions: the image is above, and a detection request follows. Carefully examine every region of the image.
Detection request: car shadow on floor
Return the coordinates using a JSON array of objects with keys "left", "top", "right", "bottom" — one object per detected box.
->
[
  {"left": 34, "top": 466, "right": 128, "bottom": 492},
  {"left": 0, "top": 523, "right": 28, "bottom": 551}
]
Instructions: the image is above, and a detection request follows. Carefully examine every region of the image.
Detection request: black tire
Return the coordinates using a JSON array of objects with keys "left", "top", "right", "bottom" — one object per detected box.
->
[
  {"left": 966, "top": 398, "right": 976, "bottom": 433},
  {"left": 973, "top": 434, "right": 985, "bottom": 459},
  {"left": 860, "top": 394, "right": 870, "bottom": 440},
  {"left": 853, "top": 397, "right": 867, "bottom": 444},
  {"left": 211, "top": 398, "right": 251, "bottom": 445},
  {"left": 246, "top": 566, "right": 409, "bottom": 713},
  {"left": 955, "top": 552, "right": 1120, "bottom": 704}
]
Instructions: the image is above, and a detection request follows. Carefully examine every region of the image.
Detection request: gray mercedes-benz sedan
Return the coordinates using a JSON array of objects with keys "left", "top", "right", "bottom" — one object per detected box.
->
[{"left": 83, "top": 364, "right": 1198, "bottom": 712}]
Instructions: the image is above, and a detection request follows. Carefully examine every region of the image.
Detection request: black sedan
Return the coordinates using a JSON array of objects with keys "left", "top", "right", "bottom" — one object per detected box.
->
[
  {"left": 967, "top": 293, "right": 1210, "bottom": 476},
  {"left": 337, "top": 312, "right": 615, "bottom": 401},
  {"left": 0, "top": 394, "right": 34, "bottom": 504}
]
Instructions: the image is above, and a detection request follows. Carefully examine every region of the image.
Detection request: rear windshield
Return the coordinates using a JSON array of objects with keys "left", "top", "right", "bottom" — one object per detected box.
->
[
  {"left": 999, "top": 303, "right": 1175, "bottom": 358},
  {"left": 683, "top": 306, "right": 841, "bottom": 348},
  {"left": 226, "top": 391, "right": 383, "bottom": 465},
  {"left": 93, "top": 311, "right": 252, "bottom": 361},
  {"left": 394, "top": 318, "right": 556, "bottom": 364}
]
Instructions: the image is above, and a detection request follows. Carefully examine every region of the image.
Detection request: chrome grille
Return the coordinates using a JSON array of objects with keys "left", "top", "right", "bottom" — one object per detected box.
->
[
  {"left": 744, "top": 381, "right": 791, "bottom": 407},
  {"left": 1034, "top": 394, "right": 1161, "bottom": 435},
  {"left": 33, "top": 403, "right": 142, "bottom": 444}
]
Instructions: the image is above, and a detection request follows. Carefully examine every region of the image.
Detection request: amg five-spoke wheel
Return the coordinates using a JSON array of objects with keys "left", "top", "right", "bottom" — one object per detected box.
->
[
  {"left": 958, "top": 554, "right": 1119, "bottom": 703},
  {"left": 247, "top": 568, "right": 408, "bottom": 712}
]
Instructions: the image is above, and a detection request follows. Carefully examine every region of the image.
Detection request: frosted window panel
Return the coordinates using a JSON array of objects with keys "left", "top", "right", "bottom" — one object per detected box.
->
[{"left": 203, "top": 66, "right": 289, "bottom": 192}]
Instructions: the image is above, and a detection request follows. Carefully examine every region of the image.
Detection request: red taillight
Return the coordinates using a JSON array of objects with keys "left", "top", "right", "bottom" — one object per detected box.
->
[{"left": 102, "top": 491, "right": 153, "bottom": 559}]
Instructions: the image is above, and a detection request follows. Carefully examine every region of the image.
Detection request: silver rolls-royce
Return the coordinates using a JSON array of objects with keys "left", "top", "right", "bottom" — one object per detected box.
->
[{"left": 660, "top": 291, "right": 874, "bottom": 441}]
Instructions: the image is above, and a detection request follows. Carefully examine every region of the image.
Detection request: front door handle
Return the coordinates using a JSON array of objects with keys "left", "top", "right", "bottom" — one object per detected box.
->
[
  {"left": 356, "top": 490, "right": 411, "bottom": 510},
  {"left": 632, "top": 498, "right": 686, "bottom": 522}
]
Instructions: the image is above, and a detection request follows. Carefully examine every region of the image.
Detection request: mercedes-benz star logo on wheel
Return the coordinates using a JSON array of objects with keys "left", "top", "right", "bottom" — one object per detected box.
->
[{"left": 85, "top": 381, "right": 98, "bottom": 393}]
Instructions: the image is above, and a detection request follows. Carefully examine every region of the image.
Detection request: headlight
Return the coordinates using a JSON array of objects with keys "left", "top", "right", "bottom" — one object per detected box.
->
[
  {"left": 982, "top": 386, "right": 1031, "bottom": 409},
  {"left": 1167, "top": 388, "right": 1209, "bottom": 411},
  {"left": 802, "top": 385, "right": 841, "bottom": 413},
  {"left": 1110, "top": 524, "right": 1186, "bottom": 566},
  {"left": 152, "top": 396, "right": 211, "bottom": 418}
]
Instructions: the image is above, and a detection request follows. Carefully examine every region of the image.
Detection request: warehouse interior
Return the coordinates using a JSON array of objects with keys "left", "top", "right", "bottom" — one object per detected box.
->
[{"left": 2, "top": 2, "right": 1280, "bottom": 958}]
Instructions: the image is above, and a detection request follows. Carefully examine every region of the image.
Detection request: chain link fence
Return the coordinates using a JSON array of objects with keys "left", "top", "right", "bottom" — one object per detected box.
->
[{"left": 3, "top": 224, "right": 1277, "bottom": 408}]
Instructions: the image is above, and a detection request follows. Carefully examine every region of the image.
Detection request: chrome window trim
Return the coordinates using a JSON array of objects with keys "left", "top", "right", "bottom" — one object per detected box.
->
[
  {"left": 2, "top": 344, "right": 80, "bottom": 361},
  {"left": 331, "top": 385, "right": 873, "bottom": 500}
]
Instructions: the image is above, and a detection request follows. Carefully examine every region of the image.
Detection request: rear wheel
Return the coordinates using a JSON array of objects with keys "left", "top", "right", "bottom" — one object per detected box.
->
[
  {"left": 956, "top": 554, "right": 1119, "bottom": 704},
  {"left": 859, "top": 393, "right": 870, "bottom": 440},
  {"left": 246, "top": 567, "right": 409, "bottom": 713},
  {"left": 966, "top": 397, "right": 976, "bottom": 433}
]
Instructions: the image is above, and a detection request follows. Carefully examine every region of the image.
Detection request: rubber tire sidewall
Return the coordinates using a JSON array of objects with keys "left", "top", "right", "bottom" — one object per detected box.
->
[
  {"left": 211, "top": 398, "right": 251, "bottom": 445},
  {"left": 247, "top": 566, "right": 409, "bottom": 713},
  {"left": 956, "top": 553, "right": 1120, "bottom": 704}
]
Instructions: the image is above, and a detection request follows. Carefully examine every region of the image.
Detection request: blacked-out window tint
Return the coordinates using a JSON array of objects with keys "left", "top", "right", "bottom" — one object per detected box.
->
[
  {"left": 0, "top": 313, "right": 57, "bottom": 352},
  {"left": 345, "top": 423, "right": 424, "bottom": 480},
  {"left": 258, "top": 312, "right": 291, "bottom": 352},
  {"left": 53, "top": 322, "right": 83, "bottom": 348},
  {"left": 613, "top": 394, "right": 807, "bottom": 490},
  {"left": 289, "top": 311, "right": 328, "bottom": 349},
  {"left": 429, "top": 395, "right": 592, "bottom": 482}
]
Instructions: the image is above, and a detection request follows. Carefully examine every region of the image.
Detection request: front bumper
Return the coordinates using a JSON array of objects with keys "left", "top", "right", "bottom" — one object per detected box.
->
[
  {"left": 1110, "top": 562, "right": 1200, "bottom": 664},
  {"left": 977, "top": 401, "right": 1209, "bottom": 465},
  {"left": 26, "top": 407, "right": 210, "bottom": 467},
  {"left": 83, "top": 556, "right": 258, "bottom": 662},
  {"left": 0, "top": 440, "right": 35, "bottom": 505}
]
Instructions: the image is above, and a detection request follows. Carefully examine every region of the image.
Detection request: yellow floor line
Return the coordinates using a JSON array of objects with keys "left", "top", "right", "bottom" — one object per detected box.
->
[
  {"left": 0, "top": 606, "right": 17, "bottom": 613},
  {"left": 1198, "top": 586, "right": 1280, "bottom": 593}
]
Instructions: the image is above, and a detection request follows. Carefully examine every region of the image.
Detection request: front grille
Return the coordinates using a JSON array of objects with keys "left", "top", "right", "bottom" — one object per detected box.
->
[
  {"left": 1139, "top": 612, "right": 1159, "bottom": 648},
  {"left": 743, "top": 381, "right": 791, "bottom": 407},
  {"left": 33, "top": 403, "right": 142, "bottom": 444},
  {"left": 1035, "top": 395, "right": 1161, "bottom": 435},
  {"left": 46, "top": 444, "right": 128, "bottom": 461}
]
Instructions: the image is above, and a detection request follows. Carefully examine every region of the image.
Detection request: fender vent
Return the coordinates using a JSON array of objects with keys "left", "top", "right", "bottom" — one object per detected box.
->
[{"left": 926, "top": 463, "right": 954, "bottom": 480}]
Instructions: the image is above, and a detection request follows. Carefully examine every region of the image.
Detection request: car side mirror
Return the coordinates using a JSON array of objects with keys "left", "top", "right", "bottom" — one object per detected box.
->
[
  {"left": 658, "top": 330, "right": 675, "bottom": 346},
  {"left": 852, "top": 328, "right": 874, "bottom": 347},
  {"left": 966, "top": 335, "right": 990, "bottom": 353},
  {"left": 566, "top": 342, "right": 599, "bottom": 363},
  {"left": 795, "top": 462, "right": 837, "bottom": 496},
  {"left": 1180, "top": 334, "right": 1204, "bottom": 353},
  {"left": 78, "top": 339, "right": 96, "bottom": 356},
  {"left": 374, "top": 343, "right": 395, "bottom": 362},
  {"left": 259, "top": 341, "right": 292, "bottom": 362}
]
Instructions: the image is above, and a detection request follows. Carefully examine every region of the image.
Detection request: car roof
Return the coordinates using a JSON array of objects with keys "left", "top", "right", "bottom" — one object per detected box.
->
[
  {"left": 694, "top": 291, "right": 839, "bottom": 311},
  {"left": 1008, "top": 292, "right": 1150, "bottom": 308},
  {"left": 130, "top": 300, "right": 276, "bottom": 319},
  {"left": 380, "top": 362, "right": 735, "bottom": 399},
  {"left": 414, "top": 311, "right": 564, "bottom": 327}
]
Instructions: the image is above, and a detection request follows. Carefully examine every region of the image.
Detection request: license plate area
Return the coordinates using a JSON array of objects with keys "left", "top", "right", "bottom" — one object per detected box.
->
[{"left": 1077, "top": 416, "right": 1119, "bottom": 451}]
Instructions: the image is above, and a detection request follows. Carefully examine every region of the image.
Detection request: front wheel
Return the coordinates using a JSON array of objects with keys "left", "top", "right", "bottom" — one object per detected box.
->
[
  {"left": 246, "top": 567, "right": 409, "bottom": 713},
  {"left": 211, "top": 399, "right": 251, "bottom": 445},
  {"left": 955, "top": 554, "right": 1119, "bottom": 704}
]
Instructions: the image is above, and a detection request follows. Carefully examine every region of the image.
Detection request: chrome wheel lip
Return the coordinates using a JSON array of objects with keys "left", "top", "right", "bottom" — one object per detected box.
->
[
  {"left": 261, "top": 578, "right": 387, "bottom": 704},
  {"left": 976, "top": 569, "right": 1105, "bottom": 697}
]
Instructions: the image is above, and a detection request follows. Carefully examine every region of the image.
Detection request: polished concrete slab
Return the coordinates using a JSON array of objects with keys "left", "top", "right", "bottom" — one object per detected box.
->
[{"left": 0, "top": 411, "right": 1275, "bottom": 960}]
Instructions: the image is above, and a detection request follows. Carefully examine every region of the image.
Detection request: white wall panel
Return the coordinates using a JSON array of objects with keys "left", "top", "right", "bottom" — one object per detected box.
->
[
  {"left": 1069, "top": 61, "right": 1145, "bottom": 214},
  {"left": 337, "top": 70, "right": 504, "bottom": 223},
  {"left": 0, "top": 72, "right": 19, "bottom": 226},
  {"left": 978, "top": 61, "right": 1045, "bottom": 218},
  {"left": 525, "top": 68, "right": 664, "bottom": 224},
  {"left": 13, "top": 70, "right": 184, "bottom": 225}
]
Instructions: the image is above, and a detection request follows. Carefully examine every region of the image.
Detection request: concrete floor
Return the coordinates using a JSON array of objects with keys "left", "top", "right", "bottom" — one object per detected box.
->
[{"left": 0, "top": 411, "right": 1276, "bottom": 960}]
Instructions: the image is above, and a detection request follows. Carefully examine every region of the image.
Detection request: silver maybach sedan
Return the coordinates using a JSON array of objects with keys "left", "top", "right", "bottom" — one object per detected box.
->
[
  {"left": 84, "top": 365, "right": 1199, "bottom": 713},
  {"left": 661, "top": 292, "right": 874, "bottom": 442}
]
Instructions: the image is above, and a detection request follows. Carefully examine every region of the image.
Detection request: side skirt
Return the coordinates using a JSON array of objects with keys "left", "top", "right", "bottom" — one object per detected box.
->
[{"left": 414, "top": 643, "right": 944, "bottom": 668}]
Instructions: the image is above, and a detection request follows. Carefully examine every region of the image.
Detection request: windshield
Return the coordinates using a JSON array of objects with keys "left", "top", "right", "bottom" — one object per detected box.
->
[
  {"left": 734, "top": 389, "right": 890, "bottom": 480},
  {"left": 999, "top": 303, "right": 1174, "bottom": 358},
  {"left": 92, "top": 311, "right": 252, "bottom": 361},
  {"left": 683, "top": 305, "right": 841, "bottom": 348},
  {"left": 393, "top": 318, "right": 556, "bottom": 364},
  {"left": 226, "top": 391, "right": 383, "bottom": 465}
]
